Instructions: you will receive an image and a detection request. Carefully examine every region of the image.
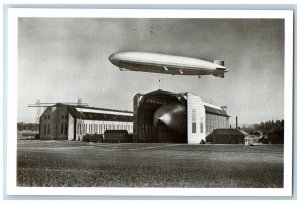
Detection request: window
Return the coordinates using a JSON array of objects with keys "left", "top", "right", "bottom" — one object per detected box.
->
[
  {"left": 61, "top": 115, "right": 64, "bottom": 119},
  {"left": 47, "top": 124, "right": 50, "bottom": 134},
  {"left": 192, "top": 123, "right": 196, "bottom": 133},
  {"left": 65, "top": 124, "right": 68, "bottom": 135},
  {"left": 44, "top": 124, "right": 47, "bottom": 134},
  {"left": 200, "top": 117, "right": 204, "bottom": 133},
  {"left": 77, "top": 123, "right": 81, "bottom": 134},
  {"left": 44, "top": 115, "right": 47, "bottom": 119},
  {"left": 44, "top": 124, "right": 51, "bottom": 135},
  {"left": 192, "top": 109, "right": 196, "bottom": 133},
  {"left": 48, "top": 115, "right": 50, "bottom": 120},
  {"left": 65, "top": 115, "right": 68, "bottom": 120},
  {"left": 61, "top": 124, "right": 64, "bottom": 134}
]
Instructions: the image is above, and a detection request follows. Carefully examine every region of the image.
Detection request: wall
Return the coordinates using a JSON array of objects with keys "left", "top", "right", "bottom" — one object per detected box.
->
[
  {"left": 68, "top": 115, "right": 75, "bottom": 140},
  {"left": 187, "top": 93, "right": 206, "bottom": 144},
  {"left": 205, "top": 113, "right": 229, "bottom": 136},
  {"left": 75, "top": 119, "right": 133, "bottom": 140},
  {"left": 133, "top": 94, "right": 143, "bottom": 142},
  {"left": 39, "top": 105, "right": 69, "bottom": 140},
  {"left": 212, "top": 134, "right": 244, "bottom": 144},
  {"left": 40, "top": 105, "right": 133, "bottom": 141},
  {"left": 39, "top": 107, "right": 53, "bottom": 139}
]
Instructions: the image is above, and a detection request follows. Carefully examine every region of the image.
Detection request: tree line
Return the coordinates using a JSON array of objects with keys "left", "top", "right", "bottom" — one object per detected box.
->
[
  {"left": 242, "top": 119, "right": 284, "bottom": 134},
  {"left": 17, "top": 122, "right": 38, "bottom": 131}
]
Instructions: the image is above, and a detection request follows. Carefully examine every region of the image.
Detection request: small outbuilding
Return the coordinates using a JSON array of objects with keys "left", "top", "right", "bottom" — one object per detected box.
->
[
  {"left": 104, "top": 130, "right": 132, "bottom": 143},
  {"left": 205, "top": 129, "right": 249, "bottom": 144}
]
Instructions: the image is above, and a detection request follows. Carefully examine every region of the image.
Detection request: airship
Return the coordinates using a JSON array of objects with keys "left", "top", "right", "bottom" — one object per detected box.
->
[
  {"left": 108, "top": 51, "right": 230, "bottom": 78},
  {"left": 153, "top": 103, "right": 187, "bottom": 133}
]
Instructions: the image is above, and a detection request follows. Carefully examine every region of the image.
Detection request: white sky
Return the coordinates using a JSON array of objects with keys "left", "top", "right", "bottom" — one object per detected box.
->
[{"left": 17, "top": 18, "right": 284, "bottom": 125}]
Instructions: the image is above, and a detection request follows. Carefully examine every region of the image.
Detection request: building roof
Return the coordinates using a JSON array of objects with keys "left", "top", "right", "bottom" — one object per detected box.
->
[
  {"left": 207, "top": 129, "right": 249, "bottom": 137},
  {"left": 140, "top": 90, "right": 229, "bottom": 117},
  {"left": 203, "top": 104, "right": 229, "bottom": 117},
  {"left": 54, "top": 103, "right": 132, "bottom": 114},
  {"left": 54, "top": 104, "right": 133, "bottom": 122}
]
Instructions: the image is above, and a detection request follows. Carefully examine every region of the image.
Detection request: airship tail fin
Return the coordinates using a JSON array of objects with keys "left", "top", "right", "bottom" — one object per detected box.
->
[
  {"left": 213, "top": 60, "right": 224, "bottom": 66},
  {"left": 213, "top": 73, "right": 225, "bottom": 78}
]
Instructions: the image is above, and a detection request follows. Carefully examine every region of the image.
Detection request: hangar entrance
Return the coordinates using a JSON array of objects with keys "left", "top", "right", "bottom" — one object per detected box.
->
[{"left": 135, "top": 90, "right": 187, "bottom": 143}]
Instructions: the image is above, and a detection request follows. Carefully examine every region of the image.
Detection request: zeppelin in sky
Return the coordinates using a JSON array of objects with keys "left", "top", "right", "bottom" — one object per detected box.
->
[{"left": 108, "top": 52, "right": 230, "bottom": 78}]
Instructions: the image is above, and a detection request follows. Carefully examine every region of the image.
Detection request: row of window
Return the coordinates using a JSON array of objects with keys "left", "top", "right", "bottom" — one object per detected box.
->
[
  {"left": 43, "top": 114, "right": 68, "bottom": 120},
  {"left": 42, "top": 122, "right": 132, "bottom": 136},
  {"left": 43, "top": 124, "right": 50, "bottom": 135},
  {"left": 44, "top": 115, "right": 50, "bottom": 120},
  {"left": 43, "top": 124, "right": 68, "bottom": 135},
  {"left": 191, "top": 109, "right": 204, "bottom": 134},
  {"left": 61, "top": 124, "right": 68, "bottom": 135},
  {"left": 205, "top": 114, "right": 228, "bottom": 134},
  {"left": 61, "top": 115, "right": 68, "bottom": 120},
  {"left": 78, "top": 123, "right": 132, "bottom": 135}
]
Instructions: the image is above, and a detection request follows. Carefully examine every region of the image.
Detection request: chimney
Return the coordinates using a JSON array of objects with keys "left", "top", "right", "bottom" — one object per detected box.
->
[{"left": 236, "top": 116, "right": 238, "bottom": 129}]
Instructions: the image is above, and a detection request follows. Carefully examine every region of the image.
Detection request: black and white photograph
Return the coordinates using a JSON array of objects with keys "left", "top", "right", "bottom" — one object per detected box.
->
[{"left": 5, "top": 8, "right": 293, "bottom": 197}]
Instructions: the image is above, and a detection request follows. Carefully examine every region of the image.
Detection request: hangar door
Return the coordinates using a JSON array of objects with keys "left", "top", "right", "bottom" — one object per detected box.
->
[{"left": 134, "top": 91, "right": 187, "bottom": 143}]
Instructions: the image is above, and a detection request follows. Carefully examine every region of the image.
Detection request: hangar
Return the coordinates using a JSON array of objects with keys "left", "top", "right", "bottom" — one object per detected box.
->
[
  {"left": 39, "top": 103, "right": 133, "bottom": 140},
  {"left": 133, "top": 90, "right": 230, "bottom": 144}
]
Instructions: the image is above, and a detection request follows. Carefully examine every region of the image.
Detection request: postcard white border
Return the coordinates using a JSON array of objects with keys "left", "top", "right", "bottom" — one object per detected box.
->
[{"left": 6, "top": 8, "right": 294, "bottom": 196}]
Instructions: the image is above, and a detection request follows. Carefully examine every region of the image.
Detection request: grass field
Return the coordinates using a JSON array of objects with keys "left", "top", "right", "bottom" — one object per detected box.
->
[{"left": 17, "top": 140, "right": 283, "bottom": 188}]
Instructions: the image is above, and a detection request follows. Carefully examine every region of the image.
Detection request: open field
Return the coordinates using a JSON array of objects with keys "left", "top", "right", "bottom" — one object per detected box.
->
[{"left": 17, "top": 140, "right": 283, "bottom": 187}]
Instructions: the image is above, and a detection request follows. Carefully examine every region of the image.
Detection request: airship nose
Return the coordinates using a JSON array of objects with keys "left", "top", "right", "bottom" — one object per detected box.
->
[
  {"left": 108, "top": 53, "right": 116, "bottom": 63},
  {"left": 154, "top": 114, "right": 171, "bottom": 127},
  {"left": 158, "top": 114, "right": 171, "bottom": 125},
  {"left": 108, "top": 53, "right": 121, "bottom": 67}
]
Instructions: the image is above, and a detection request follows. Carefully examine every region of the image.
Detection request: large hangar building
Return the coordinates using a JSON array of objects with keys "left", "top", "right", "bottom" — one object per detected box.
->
[
  {"left": 133, "top": 90, "right": 230, "bottom": 144},
  {"left": 39, "top": 103, "right": 133, "bottom": 140}
]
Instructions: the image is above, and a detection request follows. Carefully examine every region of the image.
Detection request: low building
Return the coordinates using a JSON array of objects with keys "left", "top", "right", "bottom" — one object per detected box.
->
[
  {"left": 39, "top": 103, "right": 133, "bottom": 140},
  {"left": 205, "top": 129, "right": 249, "bottom": 144},
  {"left": 104, "top": 130, "right": 132, "bottom": 143}
]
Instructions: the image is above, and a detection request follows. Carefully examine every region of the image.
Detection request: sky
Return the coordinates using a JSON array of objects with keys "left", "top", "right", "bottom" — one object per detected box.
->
[{"left": 18, "top": 17, "right": 284, "bottom": 125}]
